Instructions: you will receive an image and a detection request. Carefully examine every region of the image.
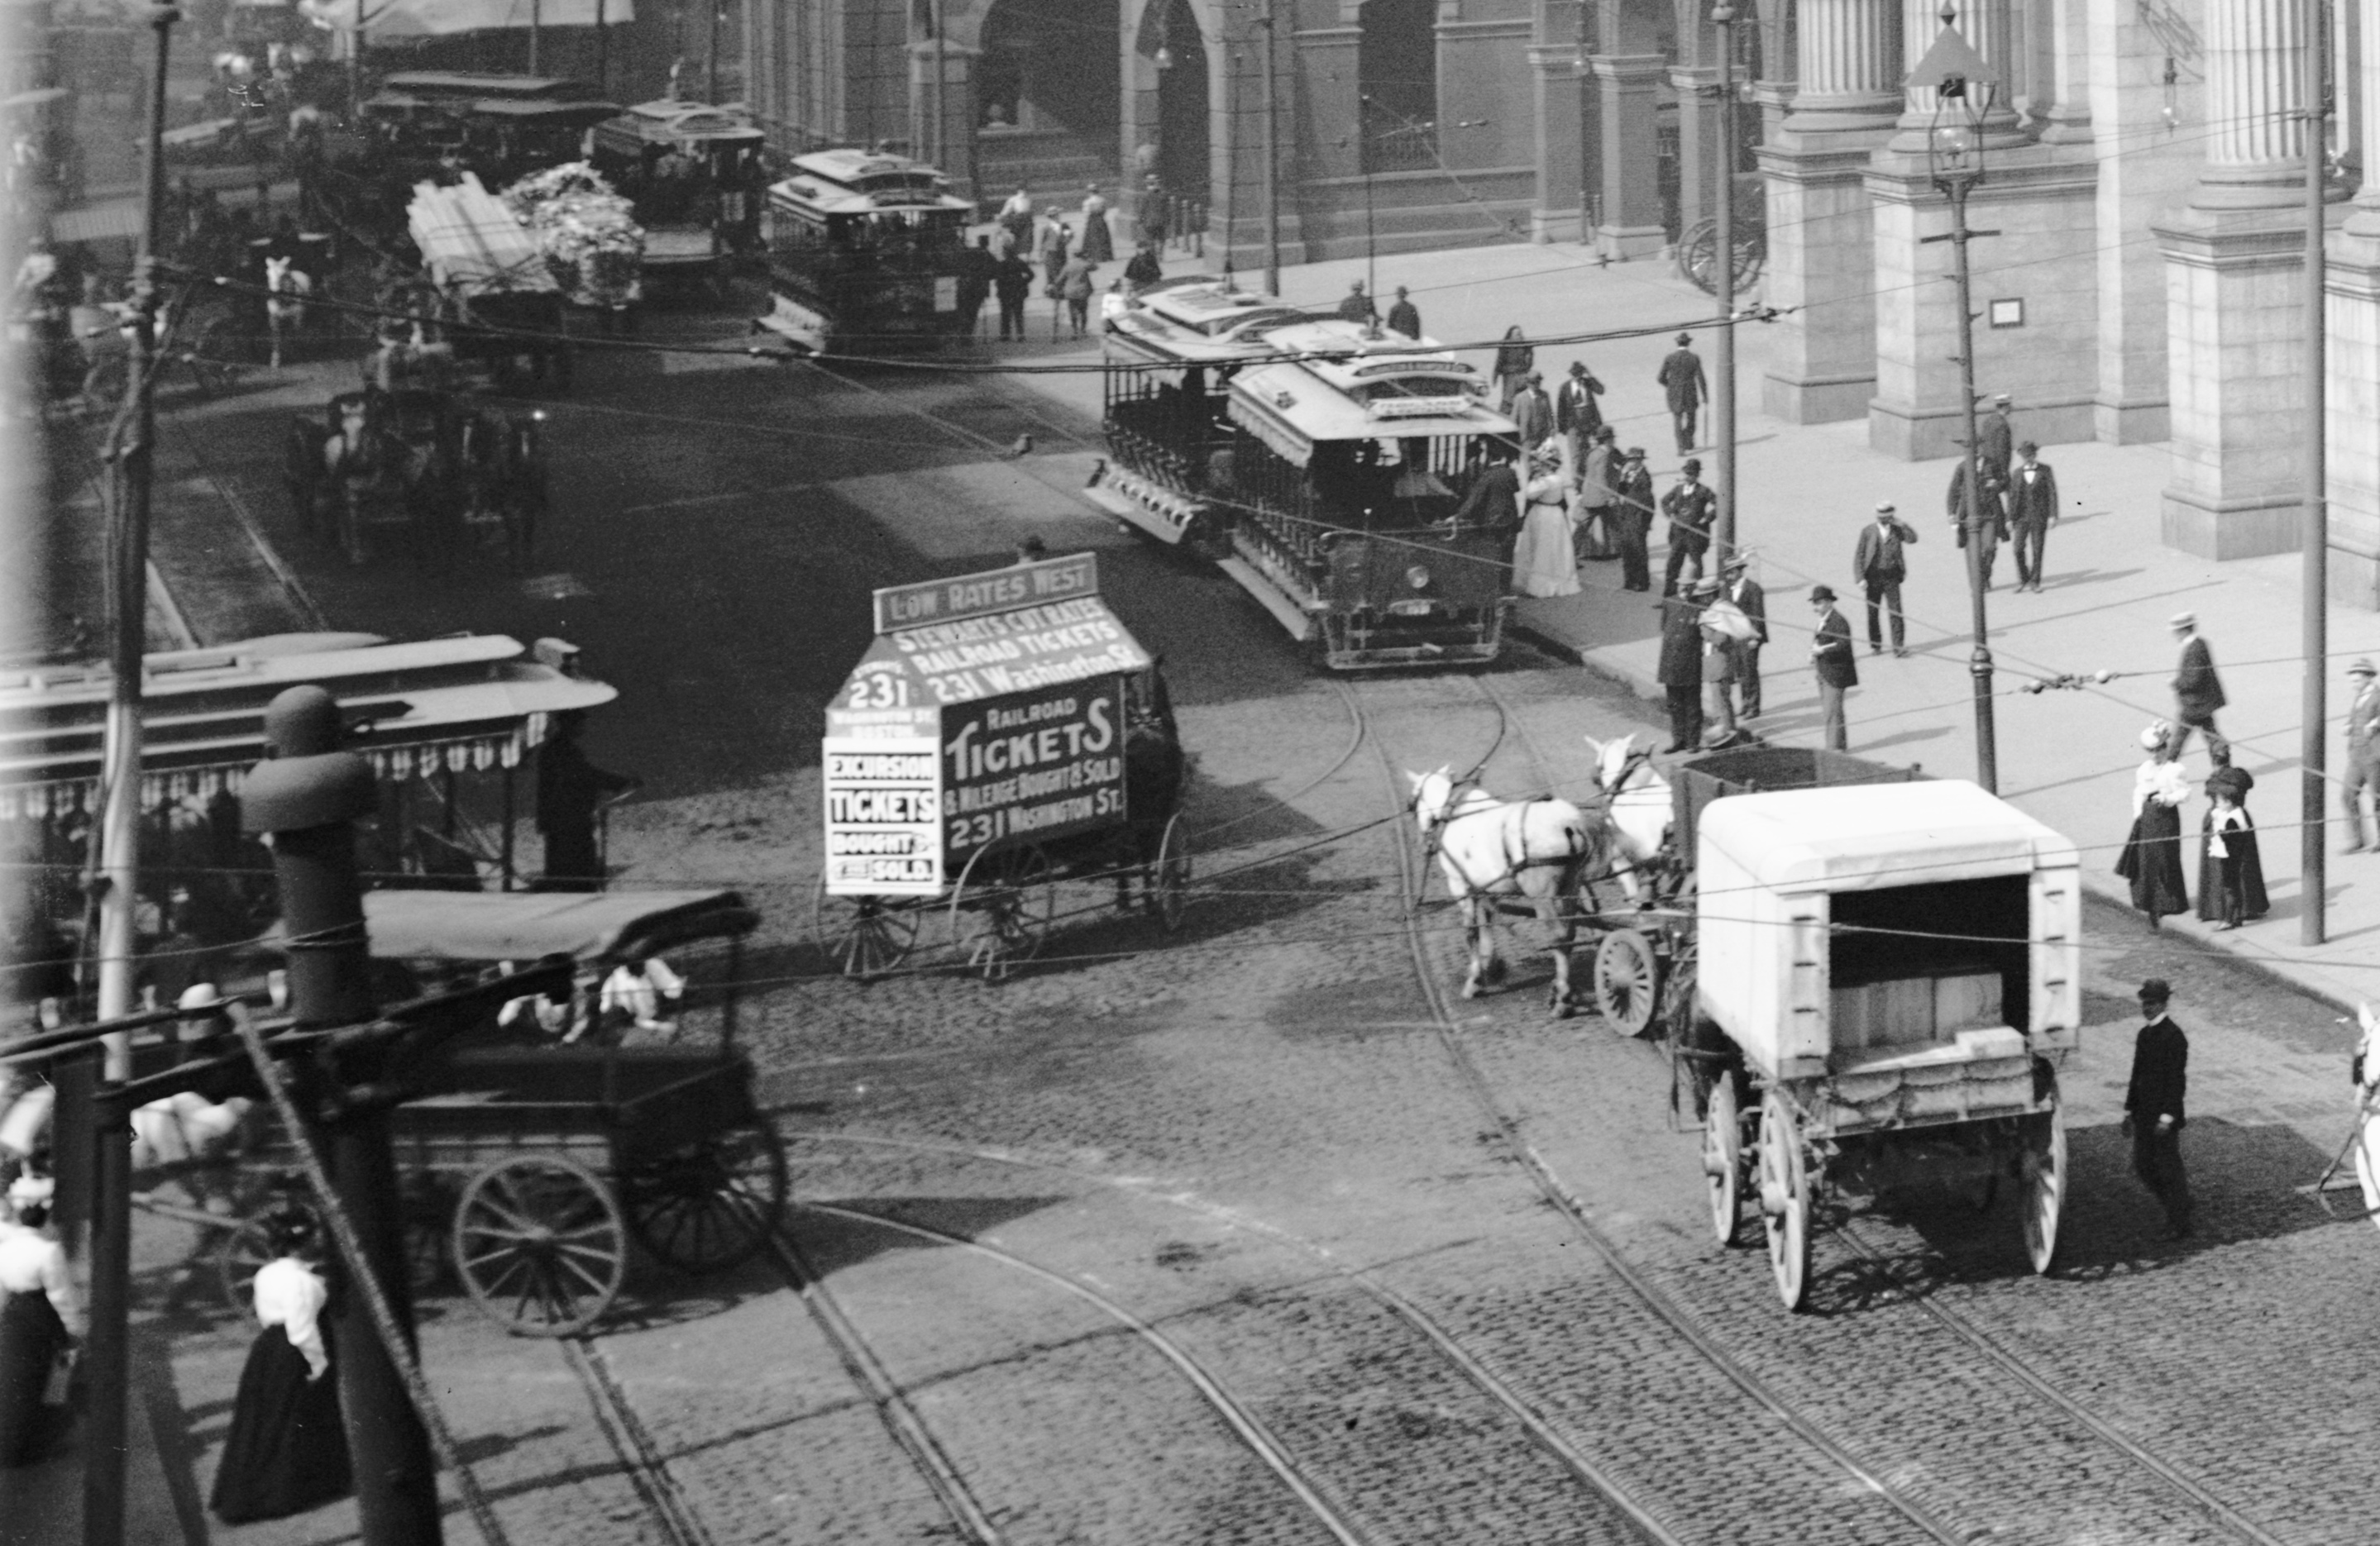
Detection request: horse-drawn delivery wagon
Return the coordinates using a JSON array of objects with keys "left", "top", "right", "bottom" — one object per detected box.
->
[
  {"left": 812, "top": 551, "right": 1190, "bottom": 982},
  {"left": 284, "top": 385, "right": 545, "bottom": 570},
  {"left": 1581, "top": 744, "right": 2081, "bottom": 1311}
]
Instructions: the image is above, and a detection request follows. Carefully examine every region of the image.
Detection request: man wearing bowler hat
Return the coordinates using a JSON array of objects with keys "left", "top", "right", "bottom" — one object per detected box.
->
[
  {"left": 1660, "top": 457, "right": 1716, "bottom": 597},
  {"left": 2124, "top": 978, "right": 2193, "bottom": 1239},
  {"left": 1612, "top": 446, "right": 1654, "bottom": 592},
  {"left": 1656, "top": 331, "right": 1709, "bottom": 455},
  {"left": 2344, "top": 659, "right": 2380, "bottom": 852},
  {"left": 1656, "top": 570, "right": 1706, "bottom": 753},
  {"left": 1809, "top": 585, "right": 1855, "bottom": 750},
  {"left": 1723, "top": 549, "right": 1766, "bottom": 721}
]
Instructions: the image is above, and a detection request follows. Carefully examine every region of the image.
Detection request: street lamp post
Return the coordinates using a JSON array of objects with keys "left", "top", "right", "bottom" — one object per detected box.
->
[
  {"left": 1711, "top": 2, "right": 1737, "bottom": 558},
  {"left": 1912, "top": 11, "right": 2000, "bottom": 792}
]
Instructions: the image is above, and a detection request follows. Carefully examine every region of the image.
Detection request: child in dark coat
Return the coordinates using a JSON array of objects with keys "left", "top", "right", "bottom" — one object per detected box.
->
[{"left": 2196, "top": 765, "right": 2268, "bottom": 928}]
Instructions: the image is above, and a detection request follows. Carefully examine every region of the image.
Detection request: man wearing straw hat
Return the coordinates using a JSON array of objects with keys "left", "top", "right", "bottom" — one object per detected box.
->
[
  {"left": 1722, "top": 549, "right": 1767, "bottom": 721},
  {"left": 2169, "top": 612, "right": 2229, "bottom": 768},
  {"left": 2344, "top": 658, "right": 2380, "bottom": 852}
]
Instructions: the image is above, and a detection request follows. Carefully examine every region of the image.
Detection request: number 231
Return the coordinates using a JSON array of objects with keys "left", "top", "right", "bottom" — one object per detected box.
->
[{"left": 847, "top": 674, "right": 910, "bottom": 709}]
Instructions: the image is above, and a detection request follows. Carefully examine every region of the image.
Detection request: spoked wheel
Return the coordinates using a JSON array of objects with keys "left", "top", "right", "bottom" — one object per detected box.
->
[
  {"left": 1704, "top": 1071, "right": 1745, "bottom": 1248},
  {"left": 811, "top": 873, "right": 921, "bottom": 981},
  {"left": 2021, "top": 1093, "right": 2067, "bottom": 1276},
  {"left": 1594, "top": 928, "right": 1661, "bottom": 1037},
  {"left": 950, "top": 841, "right": 1054, "bottom": 982},
  {"left": 1148, "top": 811, "right": 1192, "bottom": 933},
  {"left": 452, "top": 1155, "right": 626, "bottom": 1337},
  {"left": 621, "top": 1117, "right": 790, "bottom": 1276},
  {"left": 1758, "top": 1089, "right": 1812, "bottom": 1311},
  {"left": 1676, "top": 217, "right": 1765, "bottom": 296}
]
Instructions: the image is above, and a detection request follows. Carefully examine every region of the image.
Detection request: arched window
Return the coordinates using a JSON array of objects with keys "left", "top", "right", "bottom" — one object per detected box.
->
[{"left": 1358, "top": 0, "right": 1436, "bottom": 171}]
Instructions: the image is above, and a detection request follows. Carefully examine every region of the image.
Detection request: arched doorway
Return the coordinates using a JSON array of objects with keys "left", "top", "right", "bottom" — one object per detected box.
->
[
  {"left": 969, "top": 0, "right": 1122, "bottom": 198},
  {"left": 1151, "top": 0, "right": 1209, "bottom": 201}
]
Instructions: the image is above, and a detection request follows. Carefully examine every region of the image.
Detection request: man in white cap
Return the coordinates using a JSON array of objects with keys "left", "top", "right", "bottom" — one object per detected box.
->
[
  {"left": 1722, "top": 549, "right": 1767, "bottom": 720},
  {"left": 2169, "top": 612, "right": 2229, "bottom": 767},
  {"left": 2345, "top": 658, "right": 2380, "bottom": 852},
  {"left": 1852, "top": 501, "right": 1918, "bottom": 656},
  {"left": 1977, "top": 391, "right": 2014, "bottom": 476}
]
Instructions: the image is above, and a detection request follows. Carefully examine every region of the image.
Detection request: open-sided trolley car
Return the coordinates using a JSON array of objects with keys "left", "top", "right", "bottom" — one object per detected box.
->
[
  {"left": 591, "top": 99, "right": 767, "bottom": 291},
  {"left": 813, "top": 551, "right": 1189, "bottom": 981},
  {"left": 754, "top": 148, "right": 975, "bottom": 355},
  {"left": 1589, "top": 747, "right": 2081, "bottom": 1311},
  {"left": 1092, "top": 282, "right": 1513, "bottom": 670}
]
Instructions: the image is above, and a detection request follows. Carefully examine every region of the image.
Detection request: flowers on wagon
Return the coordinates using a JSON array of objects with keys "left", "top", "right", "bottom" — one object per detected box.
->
[{"left": 502, "top": 161, "right": 646, "bottom": 309}]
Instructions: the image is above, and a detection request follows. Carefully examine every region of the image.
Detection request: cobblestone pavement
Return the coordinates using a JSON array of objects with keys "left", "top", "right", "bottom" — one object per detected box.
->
[{"left": 84, "top": 288, "right": 2380, "bottom": 1546}]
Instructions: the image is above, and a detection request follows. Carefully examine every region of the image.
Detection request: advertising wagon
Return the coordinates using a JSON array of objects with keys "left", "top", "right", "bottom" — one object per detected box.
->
[{"left": 813, "top": 551, "right": 1188, "bottom": 981}]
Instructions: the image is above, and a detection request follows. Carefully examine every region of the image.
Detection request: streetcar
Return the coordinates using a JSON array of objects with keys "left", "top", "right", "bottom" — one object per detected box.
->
[
  {"left": 753, "top": 148, "right": 976, "bottom": 355},
  {"left": 590, "top": 99, "right": 767, "bottom": 291},
  {"left": 1581, "top": 745, "right": 2081, "bottom": 1311}
]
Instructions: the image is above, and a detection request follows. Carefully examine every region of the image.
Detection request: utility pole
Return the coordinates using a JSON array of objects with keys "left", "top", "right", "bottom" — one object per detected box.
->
[
  {"left": 87, "top": 22, "right": 178, "bottom": 1538},
  {"left": 2302, "top": 0, "right": 2329, "bottom": 943},
  {"left": 595, "top": 0, "right": 608, "bottom": 98},
  {"left": 930, "top": 0, "right": 946, "bottom": 168},
  {"left": 528, "top": 0, "right": 539, "bottom": 75},
  {"left": 1711, "top": 2, "right": 1736, "bottom": 556},
  {"left": 1576, "top": 0, "right": 1596, "bottom": 250},
  {"left": 1945, "top": 169, "right": 1995, "bottom": 792},
  {"left": 1260, "top": 0, "right": 1278, "bottom": 292},
  {"left": 708, "top": 0, "right": 720, "bottom": 102}
]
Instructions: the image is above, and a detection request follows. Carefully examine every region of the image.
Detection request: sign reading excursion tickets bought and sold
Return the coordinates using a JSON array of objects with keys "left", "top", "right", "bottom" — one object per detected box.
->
[{"left": 822, "top": 553, "right": 1150, "bottom": 895}]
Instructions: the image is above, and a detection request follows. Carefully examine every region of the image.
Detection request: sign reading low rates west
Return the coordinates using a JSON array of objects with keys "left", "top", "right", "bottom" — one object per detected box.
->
[{"left": 823, "top": 553, "right": 1150, "bottom": 895}]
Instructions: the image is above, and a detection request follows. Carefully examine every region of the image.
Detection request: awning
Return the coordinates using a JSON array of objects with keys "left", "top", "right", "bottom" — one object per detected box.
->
[
  {"left": 301, "top": 0, "right": 633, "bottom": 34},
  {"left": 0, "top": 633, "right": 616, "bottom": 819},
  {"left": 261, "top": 887, "right": 755, "bottom": 964}
]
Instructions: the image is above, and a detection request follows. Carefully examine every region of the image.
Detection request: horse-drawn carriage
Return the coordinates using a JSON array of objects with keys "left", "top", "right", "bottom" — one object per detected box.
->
[
  {"left": 398, "top": 171, "right": 575, "bottom": 389},
  {"left": 1579, "top": 742, "right": 2081, "bottom": 1310},
  {"left": 811, "top": 551, "right": 1192, "bottom": 982},
  {"left": 284, "top": 384, "right": 544, "bottom": 569},
  {"left": 200, "top": 889, "right": 779, "bottom": 1336}
]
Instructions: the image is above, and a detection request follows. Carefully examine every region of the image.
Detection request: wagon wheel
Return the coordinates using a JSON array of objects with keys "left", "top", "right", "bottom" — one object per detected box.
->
[
  {"left": 1703, "top": 1071, "right": 1745, "bottom": 1248},
  {"left": 621, "top": 1116, "right": 789, "bottom": 1276},
  {"left": 215, "top": 1195, "right": 321, "bottom": 1314},
  {"left": 1148, "top": 811, "right": 1192, "bottom": 933},
  {"left": 2021, "top": 1090, "right": 2067, "bottom": 1276},
  {"left": 811, "top": 874, "right": 921, "bottom": 981},
  {"left": 1594, "top": 928, "right": 1661, "bottom": 1037},
  {"left": 1675, "top": 217, "right": 1764, "bottom": 297},
  {"left": 1757, "top": 1089, "right": 1812, "bottom": 1311},
  {"left": 452, "top": 1154, "right": 626, "bottom": 1338},
  {"left": 950, "top": 841, "right": 1054, "bottom": 982}
]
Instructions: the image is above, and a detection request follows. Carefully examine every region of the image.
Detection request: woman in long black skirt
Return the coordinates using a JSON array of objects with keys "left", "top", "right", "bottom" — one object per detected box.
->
[
  {"left": 210, "top": 1213, "right": 351, "bottom": 1523},
  {"left": 2115, "top": 721, "right": 2192, "bottom": 927},
  {"left": 0, "top": 1175, "right": 82, "bottom": 1467},
  {"left": 2196, "top": 765, "right": 2270, "bottom": 928}
]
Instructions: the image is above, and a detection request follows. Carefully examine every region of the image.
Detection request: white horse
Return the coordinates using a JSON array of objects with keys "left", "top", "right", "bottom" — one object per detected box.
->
[
  {"left": 263, "top": 254, "right": 311, "bottom": 370},
  {"left": 1582, "top": 732, "right": 1673, "bottom": 901},
  {"left": 1407, "top": 766, "right": 1604, "bottom": 1014}
]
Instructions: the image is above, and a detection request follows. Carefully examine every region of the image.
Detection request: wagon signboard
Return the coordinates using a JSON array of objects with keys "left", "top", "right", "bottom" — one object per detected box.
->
[{"left": 822, "top": 554, "right": 1150, "bottom": 896}]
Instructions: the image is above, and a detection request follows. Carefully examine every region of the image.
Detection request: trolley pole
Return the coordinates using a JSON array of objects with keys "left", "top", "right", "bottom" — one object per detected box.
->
[
  {"left": 241, "top": 688, "right": 441, "bottom": 1546},
  {"left": 1260, "top": 0, "right": 1278, "bottom": 293},
  {"left": 2301, "top": 0, "right": 2329, "bottom": 944},
  {"left": 1710, "top": 2, "right": 1737, "bottom": 557}
]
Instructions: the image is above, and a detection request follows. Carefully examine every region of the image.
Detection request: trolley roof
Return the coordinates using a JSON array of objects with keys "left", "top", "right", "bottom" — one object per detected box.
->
[
  {"left": 1227, "top": 327, "right": 1514, "bottom": 457},
  {"left": 598, "top": 98, "right": 766, "bottom": 150},
  {"left": 265, "top": 889, "right": 758, "bottom": 965},
  {"left": 1106, "top": 280, "right": 1323, "bottom": 363},
  {"left": 378, "top": 71, "right": 607, "bottom": 103},
  {"left": 768, "top": 149, "right": 972, "bottom": 217},
  {"left": 1698, "top": 780, "right": 2078, "bottom": 892}
]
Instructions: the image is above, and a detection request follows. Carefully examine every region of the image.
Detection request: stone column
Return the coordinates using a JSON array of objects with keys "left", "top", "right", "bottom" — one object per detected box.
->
[
  {"left": 2155, "top": 0, "right": 2317, "bottom": 560},
  {"left": 2035, "top": 0, "right": 2091, "bottom": 145},
  {"left": 1761, "top": 0, "right": 1900, "bottom": 422},
  {"left": 1596, "top": 54, "right": 1668, "bottom": 255},
  {"left": 1670, "top": 60, "right": 1720, "bottom": 238},
  {"left": 1890, "top": 0, "right": 2024, "bottom": 150},
  {"left": 1531, "top": 41, "right": 1586, "bottom": 241},
  {"left": 2086, "top": 0, "right": 2197, "bottom": 444},
  {"left": 909, "top": 41, "right": 981, "bottom": 197},
  {"left": 2327, "top": 4, "right": 2380, "bottom": 604}
]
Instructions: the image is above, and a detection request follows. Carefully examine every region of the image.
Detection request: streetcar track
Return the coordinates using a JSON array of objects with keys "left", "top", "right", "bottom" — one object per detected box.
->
[
  {"left": 1463, "top": 671, "right": 2287, "bottom": 1546},
  {"left": 787, "top": 1197, "right": 1379, "bottom": 1546},
  {"left": 1352, "top": 675, "right": 1976, "bottom": 1546},
  {"left": 562, "top": 1335, "right": 717, "bottom": 1546},
  {"left": 794, "top": 1128, "right": 1689, "bottom": 1546}
]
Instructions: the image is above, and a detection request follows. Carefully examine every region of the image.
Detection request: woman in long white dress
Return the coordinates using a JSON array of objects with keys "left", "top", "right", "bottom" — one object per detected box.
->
[{"left": 1510, "top": 441, "right": 1581, "bottom": 598}]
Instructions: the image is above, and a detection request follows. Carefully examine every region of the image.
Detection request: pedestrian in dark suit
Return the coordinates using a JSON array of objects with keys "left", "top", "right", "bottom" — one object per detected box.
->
[
  {"left": 1386, "top": 286, "right": 1422, "bottom": 340},
  {"left": 2169, "top": 612, "right": 2229, "bottom": 766},
  {"left": 1852, "top": 502, "right": 1917, "bottom": 655},
  {"left": 1656, "top": 332, "right": 1709, "bottom": 454},
  {"left": 956, "top": 234, "right": 996, "bottom": 336},
  {"left": 1660, "top": 457, "right": 1715, "bottom": 596},
  {"left": 1947, "top": 452, "right": 2010, "bottom": 589},
  {"left": 1809, "top": 585, "right": 1856, "bottom": 750},
  {"left": 1450, "top": 444, "right": 1522, "bottom": 553},
  {"left": 1977, "top": 392, "right": 2014, "bottom": 475},
  {"left": 2006, "top": 440, "right": 2058, "bottom": 591},
  {"left": 1657, "top": 580, "right": 1706, "bottom": 753},
  {"left": 1723, "top": 550, "right": 1766, "bottom": 720},
  {"left": 992, "top": 253, "right": 1034, "bottom": 341},
  {"left": 1612, "top": 445, "right": 1654, "bottom": 592},
  {"left": 1511, "top": 370, "right": 1554, "bottom": 451},
  {"left": 2124, "top": 978, "right": 2194, "bottom": 1239},
  {"left": 1555, "top": 359, "right": 1603, "bottom": 456},
  {"left": 2343, "top": 659, "right": 2380, "bottom": 851}
]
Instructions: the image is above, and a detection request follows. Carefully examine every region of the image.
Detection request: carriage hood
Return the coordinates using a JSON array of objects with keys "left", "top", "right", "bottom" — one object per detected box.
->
[{"left": 1697, "top": 779, "right": 2077, "bottom": 893}]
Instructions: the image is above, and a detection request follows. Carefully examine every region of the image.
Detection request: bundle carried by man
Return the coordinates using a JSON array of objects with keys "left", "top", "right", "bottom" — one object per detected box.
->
[{"left": 501, "top": 161, "right": 646, "bottom": 311}]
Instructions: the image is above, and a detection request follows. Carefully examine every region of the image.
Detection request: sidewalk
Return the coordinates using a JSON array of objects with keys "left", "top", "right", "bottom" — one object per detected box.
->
[{"left": 1014, "top": 240, "right": 2380, "bottom": 1014}]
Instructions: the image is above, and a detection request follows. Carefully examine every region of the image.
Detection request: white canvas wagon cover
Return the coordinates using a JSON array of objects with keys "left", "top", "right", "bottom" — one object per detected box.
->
[{"left": 1697, "top": 779, "right": 2076, "bottom": 894}]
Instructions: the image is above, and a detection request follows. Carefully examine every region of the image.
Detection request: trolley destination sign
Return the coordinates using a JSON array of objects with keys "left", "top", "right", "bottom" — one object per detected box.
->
[{"left": 824, "top": 552, "right": 1149, "bottom": 895}]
